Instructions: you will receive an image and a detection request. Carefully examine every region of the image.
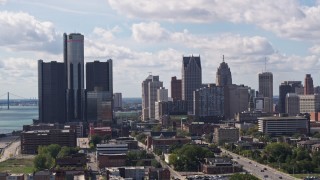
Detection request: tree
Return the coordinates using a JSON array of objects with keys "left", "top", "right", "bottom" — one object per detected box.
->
[
  {"left": 46, "top": 144, "right": 61, "bottom": 159},
  {"left": 169, "top": 144, "right": 214, "bottom": 171},
  {"left": 57, "top": 146, "right": 78, "bottom": 158},
  {"left": 152, "top": 124, "right": 162, "bottom": 132},
  {"left": 34, "top": 153, "right": 54, "bottom": 171},
  {"left": 151, "top": 159, "right": 162, "bottom": 168},
  {"left": 229, "top": 173, "right": 259, "bottom": 180},
  {"left": 90, "top": 134, "right": 102, "bottom": 147},
  {"left": 263, "top": 143, "right": 292, "bottom": 163}
]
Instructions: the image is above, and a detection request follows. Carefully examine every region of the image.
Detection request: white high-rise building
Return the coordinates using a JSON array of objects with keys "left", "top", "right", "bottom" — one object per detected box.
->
[
  {"left": 157, "top": 87, "right": 168, "bottom": 102},
  {"left": 142, "top": 75, "right": 163, "bottom": 121}
]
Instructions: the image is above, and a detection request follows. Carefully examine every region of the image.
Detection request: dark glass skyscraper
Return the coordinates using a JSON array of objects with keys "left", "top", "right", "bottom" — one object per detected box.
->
[
  {"left": 304, "top": 74, "right": 314, "bottom": 95},
  {"left": 278, "top": 81, "right": 302, "bottom": 113},
  {"left": 171, "top": 76, "right": 182, "bottom": 101},
  {"left": 85, "top": 60, "right": 113, "bottom": 124},
  {"left": 86, "top": 60, "right": 113, "bottom": 92},
  {"left": 64, "top": 33, "right": 85, "bottom": 122},
  {"left": 38, "top": 60, "right": 66, "bottom": 123},
  {"left": 182, "top": 55, "right": 202, "bottom": 113}
]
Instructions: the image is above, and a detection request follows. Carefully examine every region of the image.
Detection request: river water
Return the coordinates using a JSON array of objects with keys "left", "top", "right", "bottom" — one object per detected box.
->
[{"left": 0, "top": 106, "right": 37, "bottom": 134}]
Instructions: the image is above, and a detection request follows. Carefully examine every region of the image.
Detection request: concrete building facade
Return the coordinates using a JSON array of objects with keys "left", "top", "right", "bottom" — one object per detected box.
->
[
  {"left": 142, "top": 75, "right": 163, "bottom": 121},
  {"left": 299, "top": 94, "right": 320, "bottom": 113},
  {"left": 286, "top": 93, "right": 300, "bottom": 116},
  {"left": 258, "top": 116, "right": 309, "bottom": 136},
  {"left": 193, "top": 84, "right": 224, "bottom": 117}
]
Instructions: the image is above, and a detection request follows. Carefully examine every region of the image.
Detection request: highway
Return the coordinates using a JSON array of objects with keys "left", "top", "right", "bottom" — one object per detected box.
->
[{"left": 222, "top": 148, "right": 300, "bottom": 180}]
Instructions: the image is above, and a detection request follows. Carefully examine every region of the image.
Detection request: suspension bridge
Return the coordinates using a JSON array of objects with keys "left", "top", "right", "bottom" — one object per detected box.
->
[{"left": 0, "top": 92, "right": 38, "bottom": 109}]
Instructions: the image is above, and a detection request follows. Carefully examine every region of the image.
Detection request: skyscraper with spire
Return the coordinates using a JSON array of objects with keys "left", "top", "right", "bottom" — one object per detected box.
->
[
  {"left": 182, "top": 55, "right": 202, "bottom": 113},
  {"left": 258, "top": 72, "right": 273, "bottom": 113},
  {"left": 216, "top": 55, "right": 232, "bottom": 86},
  {"left": 64, "top": 33, "right": 85, "bottom": 122}
]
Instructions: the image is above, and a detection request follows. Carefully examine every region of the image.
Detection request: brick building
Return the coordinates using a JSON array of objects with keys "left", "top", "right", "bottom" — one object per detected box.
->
[{"left": 21, "top": 129, "right": 76, "bottom": 154}]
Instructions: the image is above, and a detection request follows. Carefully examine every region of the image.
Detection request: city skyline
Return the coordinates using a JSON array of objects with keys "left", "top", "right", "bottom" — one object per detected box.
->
[{"left": 1, "top": 1, "right": 320, "bottom": 98}]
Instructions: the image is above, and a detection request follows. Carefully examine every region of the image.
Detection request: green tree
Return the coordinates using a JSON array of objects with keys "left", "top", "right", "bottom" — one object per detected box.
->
[
  {"left": 34, "top": 153, "right": 54, "bottom": 171},
  {"left": 136, "top": 133, "right": 147, "bottom": 143},
  {"left": 57, "top": 146, "right": 78, "bottom": 158},
  {"left": 151, "top": 159, "right": 162, "bottom": 168},
  {"left": 229, "top": 173, "right": 259, "bottom": 180},
  {"left": 263, "top": 142, "right": 292, "bottom": 163},
  {"left": 169, "top": 144, "right": 214, "bottom": 171},
  {"left": 152, "top": 124, "right": 162, "bottom": 132},
  {"left": 90, "top": 134, "right": 102, "bottom": 147},
  {"left": 46, "top": 144, "right": 61, "bottom": 159}
]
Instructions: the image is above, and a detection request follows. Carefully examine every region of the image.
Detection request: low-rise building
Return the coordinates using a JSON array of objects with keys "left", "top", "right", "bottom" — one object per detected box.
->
[
  {"left": 56, "top": 153, "right": 87, "bottom": 167},
  {"left": 258, "top": 116, "right": 309, "bottom": 136},
  {"left": 89, "top": 126, "right": 112, "bottom": 138},
  {"left": 147, "top": 168, "right": 170, "bottom": 180},
  {"left": 235, "top": 111, "right": 272, "bottom": 123},
  {"left": 21, "top": 129, "right": 76, "bottom": 154},
  {"left": 202, "top": 158, "right": 242, "bottom": 174},
  {"left": 182, "top": 122, "right": 218, "bottom": 136},
  {"left": 214, "top": 127, "right": 239, "bottom": 144},
  {"left": 96, "top": 144, "right": 128, "bottom": 155},
  {"left": 146, "top": 135, "right": 191, "bottom": 152},
  {"left": 98, "top": 154, "right": 126, "bottom": 169}
]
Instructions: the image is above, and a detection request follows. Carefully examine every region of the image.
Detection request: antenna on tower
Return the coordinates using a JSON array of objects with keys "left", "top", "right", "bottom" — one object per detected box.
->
[
  {"left": 223, "top": 55, "right": 225, "bottom": 62},
  {"left": 264, "top": 57, "right": 267, "bottom": 72}
]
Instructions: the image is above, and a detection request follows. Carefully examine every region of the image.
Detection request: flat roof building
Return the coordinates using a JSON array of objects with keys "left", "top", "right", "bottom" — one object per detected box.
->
[{"left": 258, "top": 116, "right": 309, "bottom": 136}]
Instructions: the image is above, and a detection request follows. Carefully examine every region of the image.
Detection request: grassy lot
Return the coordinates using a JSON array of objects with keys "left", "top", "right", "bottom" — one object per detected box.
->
[{"left": 0, "top": 158, "right": 34, "bottom": 173}]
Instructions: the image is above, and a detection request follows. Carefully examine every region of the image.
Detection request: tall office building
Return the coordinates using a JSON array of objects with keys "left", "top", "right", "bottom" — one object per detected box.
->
[
  {"left": 258, "top": 72, "right": 273, "bottom": 113},
  {"left": 171, "top": 76, "right": 182, "bottom": 101},
  {"left": 142, "top": 75, "right": 163, "bottom": 121},
  {"left": 278, "top": 81, "right": 303, "bottom": 113},
  {"left": 38, "top": 60, "right": 66, "bottom": 124},
  {"left": 157, "top": 87, "right": 168, "bottom": 102},
  {"left": 86, "top": 60, "right": 113, "bottom": 92},
  {"left": 304, "top": 74, "right": 314, "bottom": 95},
  {"left": 216, "top": 56, "right": 232, "bottom": 86},
  {"left": 225, "top": 84, "right": 250, "bottom": 119},
  {"left": 193, "top": 84, "right": 224, "bottom": 117},
  {"left": 286, "top": 93, "right": 300, "bottom": 116},
  {"left": 182, "top": 55, "right": 202, "bottom": 113},
  {"left": 113, "top": 93, "right": 122, "bottom": 110},
  {"left": 64, "top": 33, "right": 85, "bottom": 122},
  {"left": 86, "top": 60, "right": 113, "bottom": 124}
]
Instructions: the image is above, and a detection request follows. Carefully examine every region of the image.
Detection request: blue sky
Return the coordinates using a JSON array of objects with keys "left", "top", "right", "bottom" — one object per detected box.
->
[{"left": 0, "top": 0, "right": 320, "bottom": 98}]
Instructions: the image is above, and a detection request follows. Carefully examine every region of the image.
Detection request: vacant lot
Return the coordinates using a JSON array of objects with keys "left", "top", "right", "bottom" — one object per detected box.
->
[{"left": 0, "top": 158, "right": 34, "bottom": 173}]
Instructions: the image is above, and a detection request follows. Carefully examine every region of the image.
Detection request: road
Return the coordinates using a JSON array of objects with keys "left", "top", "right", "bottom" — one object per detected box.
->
[
  {"left": 222, "top": 148, "right": 300, "bottom": 180},
  {"left": 0, "top": 137, "right": 20, "bottom": 162},
  {"left": 87, "top": 151, "right": 99, "bottom": 171}
]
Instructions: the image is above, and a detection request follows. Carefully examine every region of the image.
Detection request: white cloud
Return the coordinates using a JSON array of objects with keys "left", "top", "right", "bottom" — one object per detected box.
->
[
  {"left": 0, "top": 11, "right": 60, "bottom": 53},
  {"left": 132, "top": 22, "right": 169, "bottom": 42},
  {"left": 131, "top": 22, "right": 274, "bottom": 56},
  {"left": 109, "top": 0, "right": 320, "bottom": 41},
  {"left": 92, "top": 26, "right": 121, "bottom": 41},
  {"left": 309, "top": 45, "right": 320, "bottom": 54},
  {"left": 0, "top": 0, "right": 6, "bottom": 5}
]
